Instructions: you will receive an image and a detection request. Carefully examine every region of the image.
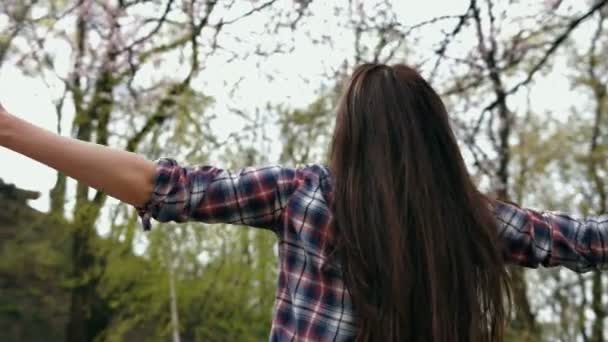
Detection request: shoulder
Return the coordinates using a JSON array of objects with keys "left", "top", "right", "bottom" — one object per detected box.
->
[
  {"left": 298, "top": 163, "right": 331, "bottom": 179},
  {"left": 286, "top": 164, "right": 333, "bottom": 210},
  {"left": 292, "top": 164, "right": 332, "bottom": 190}
]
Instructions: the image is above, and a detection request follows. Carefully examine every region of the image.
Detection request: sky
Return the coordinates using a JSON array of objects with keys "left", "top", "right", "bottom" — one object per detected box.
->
[
  {"left": 0, "top": 0, "right": 600, "bottom": 327},
  {"left": 0, "top": 0, "right": 586, "bottom": 214}
]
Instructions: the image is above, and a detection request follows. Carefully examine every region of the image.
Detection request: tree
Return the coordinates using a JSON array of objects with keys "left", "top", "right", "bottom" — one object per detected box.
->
[{"left": 3, "top": 0, "right": 608, "bottom": 340}]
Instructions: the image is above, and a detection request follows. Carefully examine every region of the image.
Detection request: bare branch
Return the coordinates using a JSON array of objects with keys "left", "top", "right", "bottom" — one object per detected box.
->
[
  {"left": 116, "top": 0, "right": 176, "bottom": 55},
  {"left": 481, "top": 0, "right": 608, "bottom": 114},
  {"left": 428, "top": 0, "right": 475, "bottom": 82},
  {"left": 222, "top": 0, "right": 278, "bottom": 25}
]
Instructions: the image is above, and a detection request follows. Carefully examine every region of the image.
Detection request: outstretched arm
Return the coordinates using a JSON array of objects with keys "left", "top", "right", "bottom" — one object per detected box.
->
[
  {"left": 0, "top": 104, "right": 305, "bottom": 232},
  {"left": 495, "top": 199, "right": 608, "bottom": 273},
  {"left": 0, "top": 103, "right": 156, "bottom": 207}
]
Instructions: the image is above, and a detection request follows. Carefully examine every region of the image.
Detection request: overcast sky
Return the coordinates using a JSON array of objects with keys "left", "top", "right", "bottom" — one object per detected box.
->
[{"left": 0, "top": 0, "right": 584, "bottom": 214}]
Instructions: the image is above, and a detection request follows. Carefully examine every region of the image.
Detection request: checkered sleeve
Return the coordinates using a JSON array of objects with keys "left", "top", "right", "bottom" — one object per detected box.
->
[
  {"left": 137, "top": 158, "right": 301, "bottom": 232},
  {"left": 495, "top": 200, "right": 608, "bottom": 273}
]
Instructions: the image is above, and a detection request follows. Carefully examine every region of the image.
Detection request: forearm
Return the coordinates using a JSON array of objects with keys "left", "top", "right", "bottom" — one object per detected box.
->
[
  {"left": 495, "top": 199, "right": 608, "bottom": 273},
  {"left": 0, "top": 113, "right": 156, "bottom": 207}
]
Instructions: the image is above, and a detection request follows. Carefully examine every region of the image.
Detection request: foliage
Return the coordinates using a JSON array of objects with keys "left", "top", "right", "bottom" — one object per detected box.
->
[{"left": 2, "top": 0, "right": 608, "bottom": 341}]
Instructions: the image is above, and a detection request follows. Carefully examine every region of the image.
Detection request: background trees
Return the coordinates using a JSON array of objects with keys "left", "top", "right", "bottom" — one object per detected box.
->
[{"left": 1, "top": 0, "right": 607, "bottom": 341}]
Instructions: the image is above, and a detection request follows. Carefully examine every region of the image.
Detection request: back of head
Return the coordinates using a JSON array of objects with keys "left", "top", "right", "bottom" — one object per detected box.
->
[{"left": 329, "top": 63, "right": 510, "bottom": 342}]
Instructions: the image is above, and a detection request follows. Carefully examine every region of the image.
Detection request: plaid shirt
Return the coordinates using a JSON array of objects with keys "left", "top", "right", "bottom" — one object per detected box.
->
[{"left": 138, "top": 158, "right": 608, "bottom": 341}]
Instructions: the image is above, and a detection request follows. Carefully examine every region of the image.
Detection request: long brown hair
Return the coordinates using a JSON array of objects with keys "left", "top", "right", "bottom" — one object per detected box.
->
[{"left": 329, "top": 63, "right": 511, "bottom": 342}]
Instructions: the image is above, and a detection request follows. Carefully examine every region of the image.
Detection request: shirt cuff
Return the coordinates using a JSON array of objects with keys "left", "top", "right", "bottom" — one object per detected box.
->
[{"left": 136, "top": 158, "right": 181, "bottom": 231}]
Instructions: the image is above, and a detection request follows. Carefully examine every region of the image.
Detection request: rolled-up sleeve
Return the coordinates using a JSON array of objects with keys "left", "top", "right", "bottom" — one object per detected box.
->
[
  {"left": 495, "top": 200, "right": 608, "bottom": 273},
  {"left": 137, "top": 158, "right": 302, "bottom": 232}
]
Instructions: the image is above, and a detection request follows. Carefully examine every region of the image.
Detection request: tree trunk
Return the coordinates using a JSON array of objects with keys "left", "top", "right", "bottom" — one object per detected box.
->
[
  {"left": 169, "top": 260, "right": 181, "bottom": 342},
  {"left": 66, "top": 202, "right": 104, "bottom": 342}
]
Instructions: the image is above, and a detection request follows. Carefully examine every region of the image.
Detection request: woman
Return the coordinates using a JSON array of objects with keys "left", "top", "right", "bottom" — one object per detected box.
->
[{"left": 0, "top": 63, "right": 606, "bottom": 342}]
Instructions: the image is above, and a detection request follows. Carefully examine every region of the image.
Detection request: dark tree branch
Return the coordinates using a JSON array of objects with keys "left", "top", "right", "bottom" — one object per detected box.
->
[
  {"left": 222, "top": 0, "right": 278, "bottom": 25},
  {"left": 116, "top": 0, "right": 176, "bottom": 55},
  {"left": 480, "top": 0, "right": 608, "bottom": 114},
  {"left": 126, "top": 1, "right": 219, "bottom": 152},
  {"left": 428, "top": 0, "right": 476, "bottom": 82}
]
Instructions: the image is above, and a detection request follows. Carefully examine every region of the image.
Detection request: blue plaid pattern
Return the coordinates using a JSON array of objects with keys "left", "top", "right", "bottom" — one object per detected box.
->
[
  {"left": 494, "top": 201, "right": 608, "bottom": 272},
  {"left": 137, "top": 158, "right": 608, "bottom": 341}
]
